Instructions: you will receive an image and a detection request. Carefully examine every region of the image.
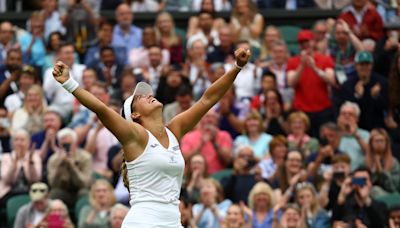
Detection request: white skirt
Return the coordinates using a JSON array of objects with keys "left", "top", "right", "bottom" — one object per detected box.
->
[{"left": 122, "top": 201, "right": 183, "bottom": 228}]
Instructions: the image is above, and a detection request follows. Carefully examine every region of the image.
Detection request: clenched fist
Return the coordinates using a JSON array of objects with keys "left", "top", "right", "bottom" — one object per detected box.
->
[
  {"left": 52, "top": 61, "right": 70, "bottom": 84},
  {"left": 234, "top": 48, "right": 251, "bottom": 67}
]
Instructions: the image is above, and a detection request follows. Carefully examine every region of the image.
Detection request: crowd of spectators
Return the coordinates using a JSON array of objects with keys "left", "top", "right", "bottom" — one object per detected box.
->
[{"left": 1, "top": 0, "right": 400, "bottom": 227}]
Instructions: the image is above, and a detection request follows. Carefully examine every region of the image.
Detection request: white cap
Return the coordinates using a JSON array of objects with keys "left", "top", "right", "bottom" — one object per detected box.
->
[{"left": 123, "top": 82, "right": 154, "bottom": 122}]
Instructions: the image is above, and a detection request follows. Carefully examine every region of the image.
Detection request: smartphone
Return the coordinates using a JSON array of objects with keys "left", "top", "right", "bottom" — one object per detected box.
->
[
  {"left": 47, "top": 214, "right": 64, "bottom": 228},
  {"left": 352, "top": 177, "right": 366, "bottom": 187},
  {"left": 333, "top": 171, "right": 345, "bottom": 180},
  {"left": 246, "top": 159, "right": 257, "bottom": 169},
  {"left": 62, "top": 143, "right": 71, "bottom": 152},
  {"left": 319, "top": 137, "right": 329, "bottom": 146}
]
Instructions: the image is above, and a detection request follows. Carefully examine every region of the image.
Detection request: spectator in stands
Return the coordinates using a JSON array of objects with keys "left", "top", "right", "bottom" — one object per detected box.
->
[
  {"left": 338, "top": 51, "right": 388, "bottom": 131},
  {"left": 263, "top": 89, "right": 287, "bottom": 136},
  {"left": 43, "top": 31, "right": 64, "bottom": 72},
  {"left": 40, "top": 0, "right": 65, "bottom": 39},
  {"left": 259, "top": 0, "right": 315, "bottom": 9},
  {"left": 184, "top": 153, "right": 209, "bottom": 203},
  {"left": 110, "top": 69, "right": 137, "bottom": 102},
  {"left": 189, "top": 10, "right": 220, "bottom": 50},
  {"left": 337, "top": 101, "right": 369, "bottom": 170},
  {"left": 221, "top": 203, "right": 252, "bottom": 228},
  {"left": 230, "top": 0, "right": 264, "bottom": 48},
  {"left": 78, "top": 179, "right": 116, "bottom": 228},
  {"left": 259, "top": 135, "right": 288, "bottom": 179},
  {"left": 128, "top": 26, "right": 169, "bottom": 70},
  {"left": 295, "top": 182, "right": 330, "bottom": 227},
  {"left": 163, "top": 85, "right": 194, "bottom": 123},
  {"left": 71, "top": 68, "right": 98, "bottom": 115},
  {"left": 13, "top": 182, "right": 50, "bottom": 228},
  {"left": 4, "top": 65, "right": 37, "bottom": 113},
  {"left": 155, "top": 11, "right": 184, "bottom": 64},
  {"left": 0, "top": 48, "right": 23, "bottom": 105},
  {"left": 0, "top": 105, "right": 10, "bottom": 153},
  {"left": 250, "top": 70, "right": 278, "bottom": 114},
  {"left": 366, "top": 128, "right": 400, "bottom": 196},
  {"left": 35, "top": 199, "right": 74, "bottom": 228},
  {"left": 181, "top": 109, "right": 232, "bottom": 174},
  {"left": 0, "top": 129, "right": 42, "bottom": 210},
  {"left": 160, "top": 0, "right": 191, "bottom": 11},
  {"left": 287, "top": 29, "right": 336, "bottom": 137},
  {"left": 389, "top": 205, "right": 400, "bottom": 228},
  {"left": 85, "top": 21, "right": 124, "bottom": 67},
  {"left": 314, "top": 0, "right": 350, "bottom": 9},
  {"left": 207, "top": 27, "right": 235, "bottom": 64},
  {"left": 259, "top": 26, "right": 282, "bottom": 63},
  {"left": 155, "top": 65, "right": 191, "bottom": 105},
  {"left": 248, "top": 182, "right": 281, "bottom": 227},
  {"left": 374, "top": 28, "right": 400, "bottom": 77},
  {"left": 11, "top": 85, "right": 46, "bottom": 135},
  {"left": 386, "top": 51, "right": 400, "bottom": 146},
  {"left": 0, "top": 21, "right": 16, "bottom": 66},
  {"left": 112, "top": 3, "right": 142, "bottom": 63},
  {"left": 278, "top": 204, "right": 306, "bottom": 228},
  {"left": 110, "top": 203, "right": 129, "bottom": 228},
  {"left": 338, "top": 0, "right": 384, "bottom": 41},
  {"left": 192, "top": 178, "right": 232, "bottom": 228},
  {"left": 43, "top": 43, "right": 85, "bottom": 117},
  {"left": 312, "top": 20, "right": 330, "bottom": 55},
  {"left": 19, "top": 12, "right": 46, "bottom": 70},
  {"left": 126, "top": 0, "right": 160, "bottom": 12},
  {"left": 332, "top": 166, "right": 388, "bottom": 227},
  {"left": 141, "top": 45, "right": 170, "bottom": 91},
  {"left": 59, "top": 0, "right": 100, "bottom": 20},
  {"left": 34, "top": 108, "right": 63, "bottom": 161},
  {"left": 234, "top": 110, "right": 272, "bottom": 159},
  {"left": 287, "top": 112, "right": 319, "bottom": 159},
  {"left": 47, "top": 128, "right": 92, "bottom": 208},
  {"left": 222, "top": 145, "right": 260, "bottom": 204}
]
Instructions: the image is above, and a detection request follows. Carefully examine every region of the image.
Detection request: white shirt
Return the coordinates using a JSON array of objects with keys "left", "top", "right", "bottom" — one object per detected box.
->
[
  {"left": 4, "top": 91, "right": 24, "bottom": 113},
  {"left": 191, "top": 0, "right": 231, "bottom": 11},
  {"left": 131, "top": 0, "right": 159, "bottom": 12},
  {"left": 225, "top": 63, "right": 262, "bottom": 101}
]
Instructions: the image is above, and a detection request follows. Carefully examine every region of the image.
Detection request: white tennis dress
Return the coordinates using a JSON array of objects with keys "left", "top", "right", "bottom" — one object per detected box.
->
[{"left": 121, "top": 127, "right": 185, "bottom": 227}]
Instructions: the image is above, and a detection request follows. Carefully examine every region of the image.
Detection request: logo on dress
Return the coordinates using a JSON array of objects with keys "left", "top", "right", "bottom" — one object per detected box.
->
[
  {"left": 172, "top": 145, "right": 180, "bottom": 151},
  {"left": 169, "top": 155, "right": 177, "bottom": 164},
  {"left": 150, "top": 143, "right": 159, "bottom": 148}
]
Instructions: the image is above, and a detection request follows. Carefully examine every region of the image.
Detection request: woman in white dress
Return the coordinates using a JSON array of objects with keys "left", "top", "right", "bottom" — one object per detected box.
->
[{"left": 51, "top": 48, "right": 250, "bottom": 227}]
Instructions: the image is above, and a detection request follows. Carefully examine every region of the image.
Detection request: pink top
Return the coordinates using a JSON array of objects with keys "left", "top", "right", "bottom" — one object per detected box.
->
[
  {"left": 181, "top": 129, "right": 232, "bottom": 174},
  {"left": 88, "top": 127, "right": 119, "bottom": 174}
]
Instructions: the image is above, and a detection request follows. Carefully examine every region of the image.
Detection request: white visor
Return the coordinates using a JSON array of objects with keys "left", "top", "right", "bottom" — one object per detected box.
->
[{"left": 123, "top": 82, "right": 154, "bottom": 122}]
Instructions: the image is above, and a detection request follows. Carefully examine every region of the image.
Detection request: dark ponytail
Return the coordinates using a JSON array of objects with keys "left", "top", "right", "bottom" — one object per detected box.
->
[{"left": 121, "top": 157, "right": 130, "bottom": 192}]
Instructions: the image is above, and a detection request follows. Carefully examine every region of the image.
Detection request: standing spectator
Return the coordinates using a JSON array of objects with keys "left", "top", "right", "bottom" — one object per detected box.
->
[
  {"left": 0, "top": 48, "right": 22, "bottom": 105},
  {"left": 13, "top": 182, "right": 51, "bottom": 228},
  {"left": 155, "top": 11, "right": 184, "bottom": 64},
  {"left": 337, "top": 101, "right": 369, "bottom": 170},
  {"left": 338, "top": 51, "right": 388, "bottom": 130},
  {"left": 230, "top": 0, "right": 264, "bottom": 48},
  {"left": 332, "top": 167, "right": 388, "bottom": 227},
  {"left": 338, "top": 0, "right": 384, "bottom": 41},
  {"left": 0, "top": 21, "right": 16, "bottom": 66},
  {"left": 78, "top": 179, "right": 116, "bottom": 228},
  {"left": 40, "top": 0, "right": 65, "bottom": 39},
  {"left": 47, "top": 128, "right": 92, "bottom": 208},
  {"left": 259, "top": 26, "right": 282, "bottom": 62},
  {"left": 181, "top": 109, "right": 232, "bottom": 174},
  {"left": 312, "top": 20, "right": 330, "bottom": 55},
  {"left": 259, "top": 135, "right": 288, "bottom": 179},
  {"left": 250, "top": 71, "right": 278, "bottom": 114},
  {"left": 287, "top": 29, "right": 336, "bottom": 137},
  {"left": 0, "top": 130, "right": 42, "bottom": 210},
  {"left": 112, "top": 3, "right": 143, "bottom": 63}
]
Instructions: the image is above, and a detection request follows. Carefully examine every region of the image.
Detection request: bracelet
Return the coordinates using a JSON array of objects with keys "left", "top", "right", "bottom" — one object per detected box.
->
[
  {"left": 234, "top": 62, "right": 243, "bottom": 70},
  {"left": 62, "top": 77, "right": 79, "bottom": 93}
]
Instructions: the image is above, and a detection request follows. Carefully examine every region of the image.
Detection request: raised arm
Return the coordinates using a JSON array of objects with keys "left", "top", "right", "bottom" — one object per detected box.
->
[
  {"left": 168, "top": 48, "right": 251, "bottom": 139},
  {"left": 52, "top": 62, "right": 140, "bottom": 146}
]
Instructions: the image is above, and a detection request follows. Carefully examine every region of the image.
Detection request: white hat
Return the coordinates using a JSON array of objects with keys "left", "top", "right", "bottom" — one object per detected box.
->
[{"left": 123, "top": 82, "right": 154, "bottom": 122}]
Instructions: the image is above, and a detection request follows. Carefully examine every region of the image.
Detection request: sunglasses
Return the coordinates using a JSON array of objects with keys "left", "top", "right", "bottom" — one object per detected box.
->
[{"left": 31, "top": 188, "right": 47, "bottom": 193}]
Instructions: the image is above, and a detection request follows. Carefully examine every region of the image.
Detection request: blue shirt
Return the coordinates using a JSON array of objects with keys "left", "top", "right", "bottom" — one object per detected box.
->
[
  {"left": 112, "top": 25, "right": 142, "bottom": 63},
  {"left": 339, "top": 128, "right": 370, "bottom": 170},
  {"left": 19, "top": 33, "right": 46, "bottom": 67},
  {"left": 193, "top": 199, "right": 232, "bottom": 228},
  {"left": 252, "top": 209, "right": 282, "bottom": 228},
  {"left": 234, "top": 133, "right": 273, "bottom": 159}
]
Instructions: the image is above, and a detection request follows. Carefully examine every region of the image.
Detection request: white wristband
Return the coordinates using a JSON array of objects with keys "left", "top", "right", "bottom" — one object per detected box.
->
[
  {"left": 61, "top": 77, "right": 79, "bottom": 93},
  {"left": 234, "top": 62, "right": 243, "bottom": 70}
]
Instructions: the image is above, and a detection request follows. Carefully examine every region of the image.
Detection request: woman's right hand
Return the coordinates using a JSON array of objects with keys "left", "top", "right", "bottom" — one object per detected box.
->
[{"left": 52, "top": 61, "right": 70, "bottom": 84}]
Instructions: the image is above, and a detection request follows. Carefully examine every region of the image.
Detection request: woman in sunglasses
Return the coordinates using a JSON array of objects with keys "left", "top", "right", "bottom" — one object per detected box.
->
[{"left": 52, "top": 48, "right": 250, "bottom": 227}]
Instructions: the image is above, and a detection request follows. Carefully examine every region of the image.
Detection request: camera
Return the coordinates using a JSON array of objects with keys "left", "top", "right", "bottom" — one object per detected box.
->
[
  {"left": 62, "top": 143, "right": 71, "bottom": 152},
  {"left": 246, "top": 159, "right": 257, "bottom": 169},
  {"left": 319, "top": 137, "right": 329, "bottom": 146},
  {"left": 333, "top": 171, "right": 345, "bottom": 181},
  {"left": 352, "top": 177, "right": 366, "bottom": 187}
]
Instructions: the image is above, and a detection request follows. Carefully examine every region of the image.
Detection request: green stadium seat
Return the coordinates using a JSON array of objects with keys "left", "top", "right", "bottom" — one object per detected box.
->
[
  {"left": 6, "top": 194, "right": 30, "bottom": 227},
  {"left": 278, "top": 25, "right": 302, "bottom": 55},
  {"left": 74, "top": 195, "right": 89, "bottom": 221},
  {"left": 375, "top": 192, "right": 400, "bottom": 208},
  {"left": 211, "top": 169, "right": 233, "bottom": 181}
]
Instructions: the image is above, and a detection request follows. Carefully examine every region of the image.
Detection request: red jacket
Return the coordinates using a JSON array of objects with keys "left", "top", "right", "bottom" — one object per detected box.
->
[{"left": 338, "top": 6, "right": 384, "bottom": 41}]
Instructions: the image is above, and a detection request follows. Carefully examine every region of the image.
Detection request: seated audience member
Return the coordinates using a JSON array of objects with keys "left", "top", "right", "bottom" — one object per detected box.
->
[
  {"left": 183, "top": 153, "right": 209, "bottom": 203},
  {"left": 181, "top": 109, "right": 233, "bottom": 174},
  {"left": 221, "top": 204, "right": 252, "bottom": 228},
  {"left": 142, "top": 45, "right": 169, "bottom": 91},
  {"left": 35, "top": 199, "right": 74, "bottom": 228},
  {"left": 248, "top": 182, "right": 282, "bottom": 227},
  {"left": 262, "top": 89, "right": 287, "bottom": 136},
  {"left": 295, "top": 182, "right": 330, "bottom": 228},
  {"left": 259, "top": 25, "right": 282, "bottom": 62},
  {"left": 110, "top": 69, "right": 137, "bottom": 102},
  {"left": 78, "top": 179, "right": 116, "bottom": 228},
  {"left": 259, "top": 135, "right": 288, "bottom": 179},
  {"left": 332, "top": 167, "right": 388, "bottom": 227},
  {"left": 0, "top": 129, "right": 42, "bottom": 209},
  {"left": 0, "top": 106, "right": 11, "bottom": 153},
  {"left": 389, "top": 205, "right": 400, "bottom": 228},
  {"left": 234, "top": 110, "right": 273, "bottom": 159},
  {"left": 110, "top": 203, "right": 129, "bottom": 228},
  {"left": 250, "top": 71, "right": 278, "bottom": 114},
  {"left": 206, "top": 27, "right": 235, "bottom": 64},
  {"left": 14, "top": 182, "right": 51, "bottom": 228},
  {"left": 337, "top": 101, "right": 369, "bottom": 170},
  {"left": 11, "top": 85, "right": 47, "bottom": 135},
  {"left": 279, "top": 204, "right": 306, "bottom": 228},
  {"left": 222, "top": 146, "right": 260, "bottom": 204},
  {"left": 47, "top": 128, "right": 92, "bottom": 208},
  {"left": 163, "top": 85, "right": 194, "bottom": 124},
  {"left": 287, "top": 111, "right": 319, "bottom": 159},
  {"left": 43, "top": 31, "right": 65, "bottom": 72},
  {"left": 192, "top": 178, "right": 232, "bottom": 228},
  {"left": 155, "top": 65, "right": 191, "bottom": 105},
  {"left": 366, "top": 128, "right": 400, "bottom": 196},
  {"left": 0, "top": 48, "right": 23, "bottom": 105}
]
